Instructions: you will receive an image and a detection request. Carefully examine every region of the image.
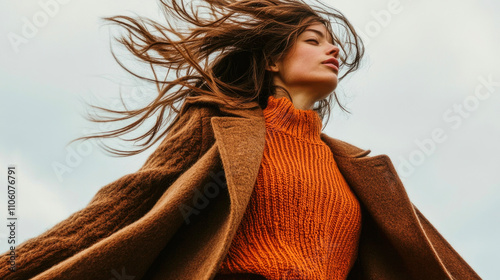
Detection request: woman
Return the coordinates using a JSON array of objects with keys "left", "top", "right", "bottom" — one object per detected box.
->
[{"left": 0, "top": 0, "right": 481, "bottom": 279}]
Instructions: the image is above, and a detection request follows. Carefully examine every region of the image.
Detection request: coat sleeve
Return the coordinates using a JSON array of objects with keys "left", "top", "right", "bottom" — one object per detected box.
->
[
  {"left": 0, "top": 104, "right": 206, "bottom": 280},
  {"left": 412, "top": 203, "right": 482, "bottom": 279}
]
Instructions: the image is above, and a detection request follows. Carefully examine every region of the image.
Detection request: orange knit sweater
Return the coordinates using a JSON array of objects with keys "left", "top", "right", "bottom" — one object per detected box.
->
[{"left": 214, "top": 95, "right": 362, "bottom": 280}]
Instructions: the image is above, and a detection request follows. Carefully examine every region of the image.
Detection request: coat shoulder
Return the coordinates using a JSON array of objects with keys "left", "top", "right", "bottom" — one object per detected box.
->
[
  {"left": 320, "top": 134, "right": 372, "bottom": 158},
  {"left": 140, "top": 103, "right": 211, "bottom": 170}
]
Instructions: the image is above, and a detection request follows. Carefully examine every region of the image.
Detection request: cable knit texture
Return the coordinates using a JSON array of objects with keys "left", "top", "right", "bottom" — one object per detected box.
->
[{"left": 215, "top": 95, "right": 362, "bottom": 279}]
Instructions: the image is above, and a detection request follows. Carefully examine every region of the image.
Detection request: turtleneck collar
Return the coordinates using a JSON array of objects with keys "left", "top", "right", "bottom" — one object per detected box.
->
[{"left": 263, "top": 95, "right": 323, "bottom": 142}]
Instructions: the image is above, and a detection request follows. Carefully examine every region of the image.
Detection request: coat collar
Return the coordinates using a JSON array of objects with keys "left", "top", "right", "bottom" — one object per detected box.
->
[
  {"left": 208, "top": 100, "right": 381, "bottom": 215},
  {"left": 211, "top": 100, "right": 372, "bottom": 158},
  {"left": 207, "top": 100, "right": 393, "bottom": 225},
  {"left": 208, "top": 102, "right": 454, "bottom": 279}
]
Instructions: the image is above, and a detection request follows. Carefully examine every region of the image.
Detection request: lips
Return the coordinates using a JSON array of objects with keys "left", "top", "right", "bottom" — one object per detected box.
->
[{"left": 322, "top": 58, "right": 339, "bottom": 69}]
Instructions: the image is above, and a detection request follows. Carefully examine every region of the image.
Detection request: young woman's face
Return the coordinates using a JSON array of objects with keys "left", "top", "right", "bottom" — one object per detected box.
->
[{"left": 268, "top": 23, "right": 340, "bottom": 102}]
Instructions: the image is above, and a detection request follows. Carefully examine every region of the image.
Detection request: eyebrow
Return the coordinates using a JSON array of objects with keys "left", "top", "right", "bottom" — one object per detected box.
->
[{"left": 304, "top": 29, "right": 335, "bottom": 45}]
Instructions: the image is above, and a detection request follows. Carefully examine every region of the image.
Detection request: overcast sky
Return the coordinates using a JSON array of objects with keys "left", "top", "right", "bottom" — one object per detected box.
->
[{"left": 0, "top": 0, "right": 499, "bottom": 278}]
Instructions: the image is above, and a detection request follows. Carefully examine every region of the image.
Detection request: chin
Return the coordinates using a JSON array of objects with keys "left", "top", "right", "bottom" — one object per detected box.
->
[{"left": 315, "top": 92, "right": 332, "bottom": 102}]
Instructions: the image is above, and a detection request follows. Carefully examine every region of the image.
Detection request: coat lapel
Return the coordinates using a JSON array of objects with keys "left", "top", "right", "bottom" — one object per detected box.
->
[
  {"left": 210, "top": 106, "right": 454, "bottom": 279},
  {"left": 210, "top": 115, "right": 266, "bottom": 225},
  {"left": 331, "top": 151, "right": 453, "bottom": 279}
]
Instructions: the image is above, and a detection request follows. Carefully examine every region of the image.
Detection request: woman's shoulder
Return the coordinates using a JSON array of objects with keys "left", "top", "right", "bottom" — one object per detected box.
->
[
  {"left": 184, "top": 100, "right": 374, "bottom": 160},
  {"left": 182, "top": 95, "right": 264, "bottom": 120}
]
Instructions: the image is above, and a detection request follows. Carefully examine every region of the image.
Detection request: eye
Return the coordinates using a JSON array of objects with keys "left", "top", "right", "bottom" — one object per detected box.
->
[{"left": 306, "top": 39, "right": 319, "bottom": 44}]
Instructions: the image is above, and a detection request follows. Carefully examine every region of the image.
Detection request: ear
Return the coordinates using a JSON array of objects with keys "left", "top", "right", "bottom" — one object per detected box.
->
[{"left": 265, "top": 58, "right": 280, "bottom": 73}]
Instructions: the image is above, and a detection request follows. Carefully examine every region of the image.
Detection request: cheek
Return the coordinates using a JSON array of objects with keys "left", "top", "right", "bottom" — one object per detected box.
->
[{"left": 284, "top": 52, "right": 314, "bottom": 75}]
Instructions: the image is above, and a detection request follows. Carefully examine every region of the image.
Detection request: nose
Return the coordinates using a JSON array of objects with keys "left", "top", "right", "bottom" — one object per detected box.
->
[{"left": 327, "top": 44, "right": 340, "bottom": 59}]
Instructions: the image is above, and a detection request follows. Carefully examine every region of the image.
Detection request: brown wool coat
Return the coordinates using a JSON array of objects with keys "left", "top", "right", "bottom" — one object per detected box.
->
[{"left": 0, "top": 98, "right": 481, "bottom": 280}]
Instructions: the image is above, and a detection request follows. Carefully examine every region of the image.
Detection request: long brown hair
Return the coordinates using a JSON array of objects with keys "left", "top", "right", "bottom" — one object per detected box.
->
[{"left": 70, "top": 0, "right": 365, "bottom": 156}]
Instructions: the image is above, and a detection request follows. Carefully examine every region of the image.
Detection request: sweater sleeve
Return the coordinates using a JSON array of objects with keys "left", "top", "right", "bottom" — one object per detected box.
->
[{"left": 0, "top": 105, "right": 206, "bottom": 280}]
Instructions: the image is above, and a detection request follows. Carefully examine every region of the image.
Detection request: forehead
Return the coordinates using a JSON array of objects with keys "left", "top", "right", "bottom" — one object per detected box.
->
[{"left": 301, "top": 23, "right": 334, "bottom": 44}]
